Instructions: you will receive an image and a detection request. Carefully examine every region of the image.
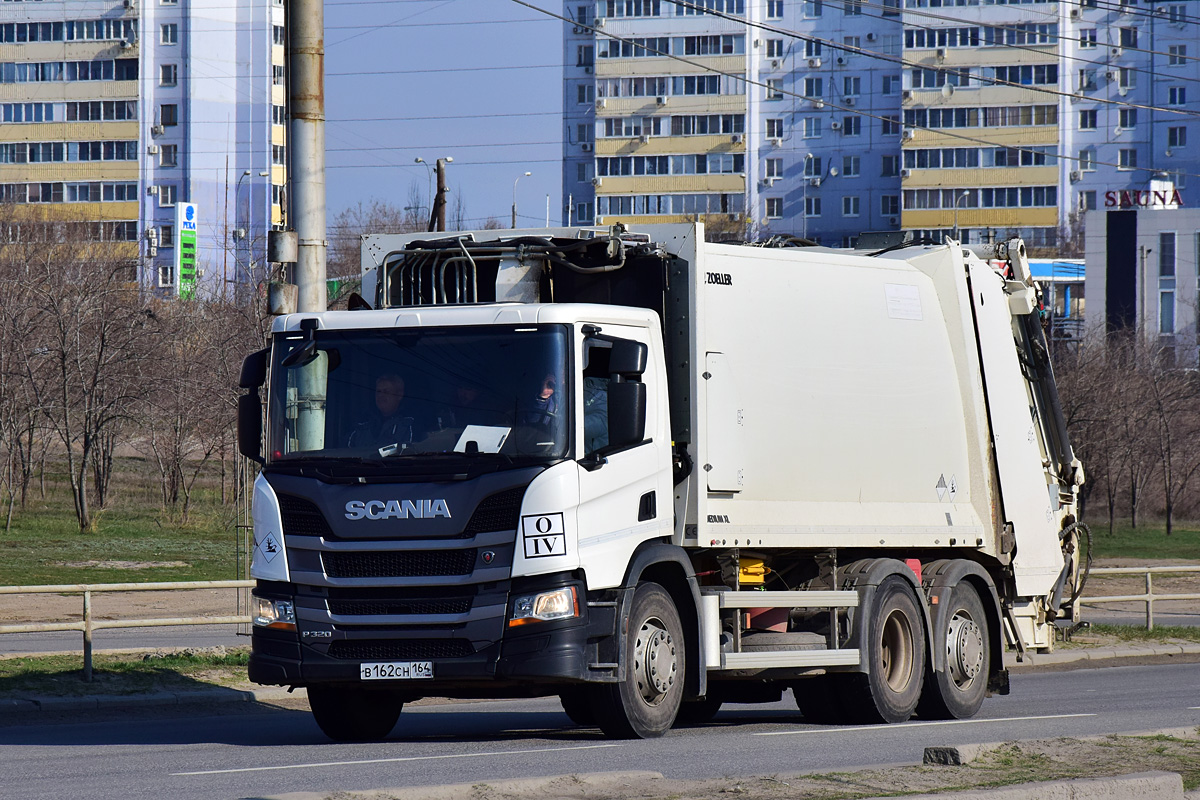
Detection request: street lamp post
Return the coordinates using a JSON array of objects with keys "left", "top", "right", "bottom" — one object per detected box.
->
[
  {"left": 235, "top": 169, "right": 270, "bottom": 288},
  {"left": 414, "top": 157, "right": 433, "bottom": 207},
  {"left": 512, "top": 171, "right": 531, "bottom": 229},
  {"left": 952, "top": 190, "right": 970, "bottom": 243}
]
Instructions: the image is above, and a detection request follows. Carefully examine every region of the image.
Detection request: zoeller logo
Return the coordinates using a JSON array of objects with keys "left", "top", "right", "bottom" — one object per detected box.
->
[
  {"left": 707, "top": 514, "right": 730, "bottom": 523},
  {"left": 705, "top": 272, "right": 733, "bottom": 286},
  {"left": 345, "top": 500, "right": 452, "bottom": 520}
]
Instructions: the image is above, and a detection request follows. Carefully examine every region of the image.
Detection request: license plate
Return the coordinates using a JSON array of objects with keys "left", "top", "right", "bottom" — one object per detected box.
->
[{"left": 360, "top": 661, "right": 434, "bottom": 680}]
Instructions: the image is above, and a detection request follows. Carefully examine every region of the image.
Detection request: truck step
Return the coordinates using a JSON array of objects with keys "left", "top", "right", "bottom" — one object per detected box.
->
[
  {"left": 706, "top": 590, "right": 859, "bottom": 609},
  {"left": 740, "top": 631, "right": 827, "bottom": 651},
  {"left": 719, "top": 649, "right": 861, "bottom": 670}
]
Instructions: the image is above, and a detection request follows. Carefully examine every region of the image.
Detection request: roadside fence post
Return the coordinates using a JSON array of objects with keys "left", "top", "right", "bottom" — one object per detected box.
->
[
  {"left": 1145, "top": 572, "right": 1154, "bottom": 631},
  {"left": 83, "top": 589, "right": 93, "bottom": 682}
]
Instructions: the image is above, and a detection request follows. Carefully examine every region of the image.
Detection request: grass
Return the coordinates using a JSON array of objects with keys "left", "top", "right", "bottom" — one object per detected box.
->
[
  {"left": 0, "top": 456, "right": 243, "bottom": 586},
  {"left": 1087, "top": 623, "right": 1200, "bottom": 643},
  {"left": 0, "top": 648, "right": 250, "bottom": 697},
  {"left": 1085, "top": 520, "right": 1200, "bottom": 560}
]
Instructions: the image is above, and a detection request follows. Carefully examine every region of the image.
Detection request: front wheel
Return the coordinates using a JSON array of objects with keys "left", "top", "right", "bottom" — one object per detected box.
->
[
  {"left": 840, "top": 575, "right": 927, "bottom": 724},
  {"left": 592, "top": 582, "right": 685, "bottom": 739},
  {"left": 916, "top": 581, "right": 990, "bottom": 720},
  {"left": 307, "top": 684, "right": 404, "bottom": 742}
]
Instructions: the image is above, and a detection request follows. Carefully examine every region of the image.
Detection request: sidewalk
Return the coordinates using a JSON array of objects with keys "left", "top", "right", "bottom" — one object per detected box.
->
[{"left": 3, "top": 643, "right": 1198, "bottom": 717}]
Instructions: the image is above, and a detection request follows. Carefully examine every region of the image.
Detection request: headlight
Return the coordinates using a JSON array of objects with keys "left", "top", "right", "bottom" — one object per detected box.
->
[
  {"left": 509, "top": 586, "right": 579, "bottom": 627},
  {"left": 253, "top": 597, "right": 296, "bottom": 630}
]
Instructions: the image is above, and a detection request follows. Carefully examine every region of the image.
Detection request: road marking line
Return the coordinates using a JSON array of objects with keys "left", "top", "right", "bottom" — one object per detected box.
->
[
  {"left": 754, "top": 713, "right": 1096, "bottom": 736},
  {"left": 173, "top": 743, "right": 623, "bottom": 777},
  {"left": 1189, "top": 707, "right": 1200, "bottom": 710}
]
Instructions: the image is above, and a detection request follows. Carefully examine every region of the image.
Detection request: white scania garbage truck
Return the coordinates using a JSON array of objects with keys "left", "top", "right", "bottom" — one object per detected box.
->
[{"left": 237, "top": 223, "right": 1085, "bottom": 741}]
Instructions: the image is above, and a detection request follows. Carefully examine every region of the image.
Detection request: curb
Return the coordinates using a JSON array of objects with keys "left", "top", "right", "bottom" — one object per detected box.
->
[
  {"left": 259, "top": 771, "right": 665, "bottom": 800},
  {"left": 858, "top": 771, "right": 1184, "bottom": 800},
  {"left": 923, "top": 727, "right": 1200, "bottom": 765},
  {"left": 1, "top": 686, "right": 293, "bottom": 715},
  {"left": 1006, "top": 643, "right": 1200, "bottom": 668}
]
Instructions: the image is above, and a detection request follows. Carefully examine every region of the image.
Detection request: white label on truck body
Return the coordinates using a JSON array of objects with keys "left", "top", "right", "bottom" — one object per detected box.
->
[
  {"left": 885, "top": 283, "right": 923, "bottom": 320},
  {"left": 522, "top": 513, "right": 566, "bottom": 558}
]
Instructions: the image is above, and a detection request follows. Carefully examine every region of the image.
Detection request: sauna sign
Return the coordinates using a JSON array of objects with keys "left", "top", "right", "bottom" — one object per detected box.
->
[{"left": 1104, "top": 189, "right": 1184, "bottom": 209}]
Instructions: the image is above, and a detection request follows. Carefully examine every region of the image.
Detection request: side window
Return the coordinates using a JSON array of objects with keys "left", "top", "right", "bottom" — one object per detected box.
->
[{"left": 582, "top": 341, "right": 611, "bottom": 454}]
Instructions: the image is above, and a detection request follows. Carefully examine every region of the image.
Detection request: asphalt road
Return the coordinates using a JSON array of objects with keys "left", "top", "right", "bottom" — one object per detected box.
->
[
  {"left": 2, "top": 662, "right": 1198, "bottom": 800},
  {"left": 0, "top": 625, "right": 249, "bottom": 656}
]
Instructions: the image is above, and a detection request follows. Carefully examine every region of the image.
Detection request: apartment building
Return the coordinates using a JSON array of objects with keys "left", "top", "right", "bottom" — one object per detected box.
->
[
  {"left": 0, "top": 0, "right": 285, "bottom": 297},
  {"left": 564, "top": 1, "right": 1200, "bottom": 251}
]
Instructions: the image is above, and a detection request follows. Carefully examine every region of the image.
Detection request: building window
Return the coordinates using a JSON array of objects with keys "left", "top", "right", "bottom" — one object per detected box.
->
[
  {"left": 1118, "top": 148, "right": 1137, "bottom": 170},
  {"left": 577, "top": 45, "right": 593, "bottom": 67},
  {"left": 1079, "top": 109, "right": 1097, "bottom": 129},
  {"left": 160, "top": 24, "right": 177, "bottom": 45},
  {"left": 160, "top": 144, "right": 177, "bottom": 167},
  {"left": 576, "top": 202, "right": 593, "bottom": 222},
  {"left": 273, "top": 144, "right": 286, "bottom": 165},
  {"left": 160, "top": 223, "right": 174, "bottom": 246},
  {"left": 1168, "top": 45, "right": 1187, "bottom": 66},
  {"left": 842, "top": 155, "right": 860, "bottom": 176},
  {"left": 159, "top": 64, "right": 177, "bottom": 88},
  {"left": 843, "top": 116, "right": 861, "bottom": 136},
  {"left": 1079, "top": 148, "right": 1095, "bottom": 171},
  {"left": 843, "top": 76, "right": 860, "bottom": 97},
  {"left": 842, "top": 195, "right": 860, "bottom": 217},
  {"left": 805, "top": 40, "right": 822, "bottom": 58},
  {"left": 1118, "top": 68, "right": 1134, "bottom": 90},
  {"left": 272, "top": 105, "right": 287, "bottom": 125},
  {"left": 843, "top": 35, "right": 859, "bottom": 52},
  {"left": 765, "top": 157, "right": 782, "bottom": 179},
  {"left": 881, "top": 75, "right": 900, "bottom": 95},
  {"left": 1079, "top": 29, "right": 1096, "bottom": 48},
  {"left": 881, "top": 154, "right": 900, "bottom": 177},
  {"left": 577, "top": 123, "right": 592, "bottom": 143},
  {"left": 766, "top": 197, "right": 783, "bottom": 218},
  {"left": 158, "top": 184, "right": 177, "bottom": 207},
  {"left": 1168, "top": 86, "right": 1186, "bottom": 106},
  {"left": 577, "top": 83, "right": 593, "bottom": 103},
  {"left": 767, "top": 0, "right": 783, "bottom": 18},
  {"left": 1119, "top": 108, "right": 1137, "bottom": 129},
  {"left": 273, "top": 25, "right": 285, "bottom": 45},
  {"left": 766, "top": 118, "right": 784, "bottom": 139},
  {"left": 160, "top": 103, "right": 178, "bottom": 126},
  {"left": 161, "top": 0, "right": 179, "bottom": 4},
  {"left": 1081, "top": 190, "right": 1097, "bottom": 211},
  {"left": 766, "top": 39, "right": 784, "bottom": 58},
  {"left": 1168, "top": 127, "right": 1186, "bottom": 148},
  {"left": 881, "top": 115, "right": 900, "bottom": 136},
  {"left": 1118, "top": 27, "right": 1137, "bottom": 49},
  {"left": 803, "top": 77, "right": 822, "bottom": 97},
  {"left": 765, "top": 79, "right": 783, "bottom": 100},
  {"left": 802, "top": 117, "right": 820, "bottom": 138},
  {"left": 843, "top": 0, "right": 861, "bottom": 14},
  {"left": 804, "top": 156, "right": 822, "bottom": 177},
  {"left": 802, "top": 0, "right": 822, "bottom": 17},
  {"left": 1078, "top": 69, "right": 1097, "bottom": 91},
  {"left": 881, "top": 195, "right": 900, "bottom": 216},
  {"left": 804, "top": 197, "right": 821, "bottom": 217}
]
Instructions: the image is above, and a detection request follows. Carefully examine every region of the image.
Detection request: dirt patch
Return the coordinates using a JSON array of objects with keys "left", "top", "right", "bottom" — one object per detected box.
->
[
  {"left": 0, "top": 586, "right": 244, "bottom": 625},
  {"left": 56, "top": 560, "right": 190, "bottom": 570}
]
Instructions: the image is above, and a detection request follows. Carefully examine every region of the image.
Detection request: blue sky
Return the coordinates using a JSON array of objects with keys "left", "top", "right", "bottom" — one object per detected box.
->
[{"left": 325, "top": 0, "right": 564, "bottom": 227}]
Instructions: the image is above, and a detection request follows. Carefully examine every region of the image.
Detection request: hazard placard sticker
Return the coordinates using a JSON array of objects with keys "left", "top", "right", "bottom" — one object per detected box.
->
[
  {"left": 256, "top": 531, "right": 280, "bottom": 563},
  {"left": 521, "top": 513, "right": 566, "bottom": 559}
]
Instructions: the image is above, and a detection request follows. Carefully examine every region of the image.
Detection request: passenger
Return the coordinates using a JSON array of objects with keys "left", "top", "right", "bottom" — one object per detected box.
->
[
  {"left": 348, "top": 373, "right": 423, "bottom": 449},
  {"left": 436, "top": 380, "right": 508, "bottom": 429},
  {"left": 523, "top": 372, "right": 559, "bottom": 427}
]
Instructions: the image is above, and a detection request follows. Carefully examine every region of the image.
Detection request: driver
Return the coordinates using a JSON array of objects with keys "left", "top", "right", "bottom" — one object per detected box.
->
[{"left": 348, "top": 373, "right": 423, "bottom": 448}]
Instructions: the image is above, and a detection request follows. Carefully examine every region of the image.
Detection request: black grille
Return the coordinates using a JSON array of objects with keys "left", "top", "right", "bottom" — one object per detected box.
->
[
  {"left": 278, "top": 494, "right": 335, "bottom": 538},
  {"left": 463, "top": 486, "right": 526, "bottom": 535},
  {"left": 329, "top": 597, "right": 472, "bottom": 616},
  {"left": 323, "top": 549, "right": 476, "bottom": 578},
  {"left": 328, "top": 638, "right": 475, "bottom": 660}
]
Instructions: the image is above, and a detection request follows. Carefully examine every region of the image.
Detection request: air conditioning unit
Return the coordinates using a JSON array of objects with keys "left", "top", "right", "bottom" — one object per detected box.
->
[
  {"left": 581, "top": 142, "right": 593, "bottom": 152},
  {"left": 1165, "top": 148, "right": 1174, "bottom": 157},
  {"left": 902, "top": 89, "right": 913, "bottom": 101},
  {"left": 807, "top": 57, "right": 822, "bottom": 68},
  {"left": 572, "top": 26, "right": 582, "bottom": 33},
  {"left": 1106, "top": 70, "right": 1117, "bottom": 82},
  {"left": 770, "top": 59, "right": 780, "bottom": 68},
  {"left": 1111, "top": 46, "right": 1123, "bottom": 58},
  {"left": 888, "top": 217, "right": 898, "bottom": 226},
  {"left": 902, "top": 128, "right": 916, "bottom": 140},
  {"left": 583, "top": 65, "right": 592, "bottom": 74},
  {"left": 830, "top": 120, "right": 842, "bottom": 130},
  {"left": 808, "top": 177, "right": 822, "bottom": 187},
  {"left": 120, "top": 39, "right": 133, "bottom": 50},
  {"left": 1118, "top": 84, "right": 1129, "bottom": 96},
  {"left": 866, "top": 32, "right": 876, "bottom": 41},
  {"left": 836, "top": 56, "right": 847, "bottom": 66},
  {"left": 761, "top": 177, "right": 777, "bottom": 187},
  {"left": 639, "top": 134, "right": 650, "bottom": 143},
  {"left": 936, "top": 48, "right": 947, "bottom": 60},
  {"left": 731, "top": 133, "right": 744, "bottom": 143},
  {"left": 594, "top": 17, "right": 605, "bottom": 27},
  {"left": 812, "top": 99, "right": 825, "bottom": 108},
  {"left": 592, "top": 177, "right": 603, "bottom": 187},
  {"left": 900, "top": 168, "right": 913, "bottom": 178},
  {"left": 151, "top": 124, "right": 164, "bottom": 136},
  {"left": 1118, "top": 3, "right": 1132, "bottom": 13},
  {"left": 596, "top": 98, "right": 606, "bottom": 109},
  {"left": 1069, "top": 7, "right": 1081, "bottom": 18},
  {"left": 843, "top": 96, "right": 856, "bottom": 106},
  {"left": 655, "top": 95, "right": 666, "bottom": 105},
  {"left": 1069, "top": 170, "right": 1082, "bottom": 182},
  {"left": 123, "top": 0, "right": 135, "bottom": 9},
  {"left": 147, "top": 144, "right": 159, "bottom": 154},
  {"left": 767, "top": 136, "right": 783, "bottom": 145},
  {"left": 147, "top": 186, "right": 159, "bottom": 196}
]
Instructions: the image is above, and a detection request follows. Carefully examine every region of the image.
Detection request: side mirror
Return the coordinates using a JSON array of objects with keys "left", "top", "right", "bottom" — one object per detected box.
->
[
  {"left": 608, "top": 381, "right": 646, "bottom": 449},
  {"left": 239, "top": 348, "right": 269, "bottom": 389},
  {"left": 238, "top": 393, "right": 264, "bottom": 464},
  {"left": 609, "top": 339, "right": 648, "bottom": 377}
]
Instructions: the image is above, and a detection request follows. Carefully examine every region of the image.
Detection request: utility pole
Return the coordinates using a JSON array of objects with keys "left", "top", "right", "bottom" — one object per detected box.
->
[
  {"left": 290, "top": 0, "right": 326, "bottom": 312},
  {"left": 435, "top": 158, "right": 448, "bottom": 232}
]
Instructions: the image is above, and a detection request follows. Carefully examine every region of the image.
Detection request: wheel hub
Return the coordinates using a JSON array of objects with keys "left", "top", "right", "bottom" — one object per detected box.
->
[
  {"left": 946, "top": 611, "right": 984, "bottom": 686},
  {"left": 634, "top": 619, "right": 677, "bottom": 703}
]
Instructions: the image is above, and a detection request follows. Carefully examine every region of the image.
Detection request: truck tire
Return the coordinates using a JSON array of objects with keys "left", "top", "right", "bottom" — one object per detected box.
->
[
  {"left": 592, "top": 582, "right": 685, "bottom": 739},
  {"left": 559, "top": 689, "right": 597, "bottom": 726},
  {"left": 307, "top": 685, "right": 404, "bottom": 742},
  {"left": 675, "top": 693, "right": 723, "bottom": 726},
  {"left": 841, "top": 575, "right": 926, "bottom": 724},
  {"left": 916, "top": 581, "right": 989, "bottom": 720},
  {"left": 792, "top": 675, "right": 847, "bottom": 724}
]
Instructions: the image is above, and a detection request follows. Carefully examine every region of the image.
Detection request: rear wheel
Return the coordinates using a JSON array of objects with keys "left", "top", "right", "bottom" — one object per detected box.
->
[
  {"left": 792, "top": 674, "right": 848, "bottom": 724},
  {"left": 592, "top": 582, "right": 685, "bottom": 739},
  {"left": 675, "top": 692, "right": 723, "bottom": 726},
  {"left": 916, "top": 581, "right": 989, "bottom": 720},
  {"left": 307, "top": 684, "right": 404, "bottom": 742},
  {"left": 559, "top": 689, "right": 597, "bottom": 726},
  {"left": 840, "top": 575, "right": 927, "bottom": 724}
]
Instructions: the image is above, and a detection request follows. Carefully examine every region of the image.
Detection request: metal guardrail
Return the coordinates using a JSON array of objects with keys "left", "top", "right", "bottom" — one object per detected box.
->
[
  {"left": 0, "top": 580, "right": 254, "bottom": 681},
  {"left": 1082, "top": 566, "right": 1200, "bottom": 631}
]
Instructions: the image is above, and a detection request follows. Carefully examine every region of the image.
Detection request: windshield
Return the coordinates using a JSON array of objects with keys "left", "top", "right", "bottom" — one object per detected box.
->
[{"left": 267, "top": 324, "right": 570, "bottom": 466}]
